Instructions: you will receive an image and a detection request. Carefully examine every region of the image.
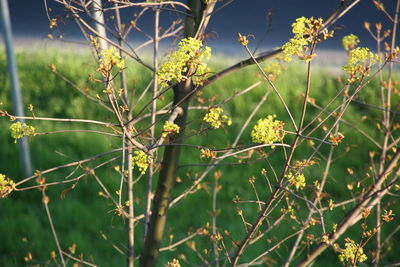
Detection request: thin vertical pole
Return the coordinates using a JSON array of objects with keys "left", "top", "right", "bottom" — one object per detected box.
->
[
  {"left": 0, "top": 0, "right": 33, "bottom": 176},
  {"left": 91, "top": 0, "right": 108, "bottom": 50}
]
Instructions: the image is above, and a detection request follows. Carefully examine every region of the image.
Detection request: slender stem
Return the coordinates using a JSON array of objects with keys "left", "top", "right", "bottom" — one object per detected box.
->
[
  {"left": 62, "top": 251, "right": 98, "bottom": 267},
  {"left": 279, "top": 186, "right": 326, "bottom": 234},
  {"left": 119, "top": 132, "right": 126, "bottom": 207},
  {"left": 297, "top": 151, "right": 400, "bottom": 267},
  {"left": 59, "top": 0, "right": 154, "bottom": 71},
  {"left": 144, "top": 7, "right": 160, "bottom": 240},
  {"left": 159, "top": 229, "right": 202, "bottom": 252},
  {"left": 374, "top": 2, "right": 399, "bottom": 266},
  {"left": 307, "top": 100, "right": 382, "bottom": 149},
  {"left": 35, "top": 129, "right": 120, "bottom": 137},
  {"left": 51, "top": 69, "right": 113, "bottom": 112},
  {"left": 238, "top": 227, "right": 308, "bottom": 267},
  {"left": 42, "top": 190, "right": 66, "bottom": 267},
  {"left": 108, "top": 0, "right": 191, "bottom": 10},
  {"left": 15, "top": 148, "right": 124, "bottom": 187},
  {"left": 127, "top": 146, "right": 134, "bottom": 267},
  {"left": 302, "top": 83, "right": 348, "bottom": 132},
  {"left": 169, "top": 89, "right": 271, "bottom": 208},
  {"left": 12, "top": 116, "right": 114, "bottom": 126},
  {"left": 231, "top": 44, "right": 315, "bottom": 266},
  {"left": 244, "top": 45, "right": 298, "bottom": 132},
  {"left": 284, "top": 84, "right": 348, "bottom": 266},
  {"left": 212, "top": 173, "right": 220, "bottom": 267}
]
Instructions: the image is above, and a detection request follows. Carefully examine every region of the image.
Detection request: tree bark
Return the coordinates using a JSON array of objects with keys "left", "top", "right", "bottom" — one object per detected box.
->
[{"left": 139, "top": 1, "right": 216, "bottom": 266}]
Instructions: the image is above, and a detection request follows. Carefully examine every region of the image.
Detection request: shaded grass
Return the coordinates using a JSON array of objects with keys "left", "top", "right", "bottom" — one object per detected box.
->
[{"left": 0, "top": 48, "right": 399, "bottom": 266}]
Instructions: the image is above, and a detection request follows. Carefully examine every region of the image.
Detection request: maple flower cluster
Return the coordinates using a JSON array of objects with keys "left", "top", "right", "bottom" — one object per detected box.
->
[
  {"left": 282, "top": 17, "right": 334, "bottom": 62},
  {"left": 49, "top": 18, "right": 57, "bottom": 29},
  {"left": 162, "top": 121, "right": 180, "bottom": 137},
  {"left": 10, "top": 122, "right": 35, "bottom": 143},
  {"left": 342, "top": 34, "right": 360, "bottom": 51},
  {"left": 237, "top": 33, "right": 249, "bottom": 46},
  {"left": 281, "top": 205, "right": 297, "bottom": 220},
  {"left": 203, "top": 107, "right": 232, "bottom": 129},
  {"left": 338, "top": 237, "right": 367, "bottom": 264},
  {"left": 0, "top": 173, "right": 15, "bottom": 198},
  {"left": 132, "top": 150, "right": 150, "bottom": 175},
  {"left": 342, "top": 47, "right": 379, "bottom": 83},
  {"left": 285, "top": 171, "right": 306, "bottom": 190},
  {"left": 382, "top": 209, "right": 395, "bottom": 222},
  {"left": 264, "top": 61, "right": 284, "bottom": 81},
  {"left": 330, "top": 132, "right": 345, "bottom": 145},
  {"left": 251, "top": 115, "right": 285, "bottom": 145},
  {"left": 200, "top": 148, "right": 216, "bottom": 159},
  {"left": 165, "top": 259, "right": 181, "bottom": 267},
  {"left": 158, "top": 37, "right": 211, "bottom": 87},
  {"left": 98, "top": 46, "right": 125, "bottom": 77}
]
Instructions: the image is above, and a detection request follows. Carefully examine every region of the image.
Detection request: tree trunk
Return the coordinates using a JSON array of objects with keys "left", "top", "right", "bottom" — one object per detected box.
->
[{"left": 139, "top": 1, "right": 215, "bottom": 266}]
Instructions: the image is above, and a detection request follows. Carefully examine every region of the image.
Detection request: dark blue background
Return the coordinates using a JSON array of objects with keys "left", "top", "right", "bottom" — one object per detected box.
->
[{"left": 2, "top": 0, "right": 398, "bottom": 51}]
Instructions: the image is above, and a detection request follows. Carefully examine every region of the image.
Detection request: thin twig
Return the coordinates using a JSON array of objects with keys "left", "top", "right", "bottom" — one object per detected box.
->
[
  {"left": 42, "top": 190, "right": 66, "bottom": 267},
  {"left": 62, "top": 251, "right": 99, "bottom": 267},
  {"left": 278, "top": 186, "right": 326, "bottom": 234},
  {"left": 159, "top": 229, "right": 202, "bottom": 252}
]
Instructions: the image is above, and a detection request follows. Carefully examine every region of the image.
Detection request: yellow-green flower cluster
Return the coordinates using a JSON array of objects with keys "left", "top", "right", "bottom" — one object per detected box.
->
[
  {"left": 281, "top": 205, "right": 297, "bottom": 220},
  {"left": 285, "top": 171, "right": 306, "bottom": 190},
  {"left": 132, "top": 150, "right": 150, "bottom": 175},
  {"left": 338, "top": 238, "right": 367, "bottom": 264},
  {"left": 282, "top": 17, "right": 333, "bottom": 62},
  {"left": 10, "top": 122, "right": 35, "bottom": 143},
  {"left": 382, "top": 209, "right": 395, "bottom": 222},
  {"left": 264, "top": 61, "right": 284, "bottom": 81},
  {"left": 200, "top": 148, "right": 216, "bottom": 159},
  {"left": 251, "top": 115, "right": 285, "bottom": 145},
  {"left": 342, "top": 47, "right": 379, "bottom": 83},
  {"left": 237, "top": 33, "right": 249, "bottom": 46},
  {"left": 0, "top": 173, "right": 15, "bottom": 198},
  {"left": 203, "top": 107, "right": 232, "bottom": 129},
  {"left": 162, "top": 121, "right": 180, "bottom": 137},
  {"left": 342, "top": 34, "right": 360, "bottom": 51},
  {"left": 49, "top": 18, "right": 57, "bottom": 29},
  {"left": 158, "top": 37, "right": 211, "bottom": 87},
  {"left": 98, "top": 46, "right": 125, "bottom": 76},
  {"left": 165, "top": 258, "right": 181, "bottom": 267}
]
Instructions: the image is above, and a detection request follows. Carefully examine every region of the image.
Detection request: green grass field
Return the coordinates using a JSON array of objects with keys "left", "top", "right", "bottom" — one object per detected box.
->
[{"left": 1, "top": 48, "right": 399, "bottom": 266}]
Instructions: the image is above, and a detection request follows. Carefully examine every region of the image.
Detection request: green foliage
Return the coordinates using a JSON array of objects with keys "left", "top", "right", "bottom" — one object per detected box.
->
[{"left": 0, "top": 49, "right": 399, "bottom": 266}]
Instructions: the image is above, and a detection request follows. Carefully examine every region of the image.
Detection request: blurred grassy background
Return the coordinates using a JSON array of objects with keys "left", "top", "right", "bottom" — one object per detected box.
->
[{"left": 0, "top": 48, "right": 399, "bottom": 266}]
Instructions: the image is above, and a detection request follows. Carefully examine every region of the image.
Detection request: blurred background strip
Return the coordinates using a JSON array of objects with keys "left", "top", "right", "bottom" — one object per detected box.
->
[{"left": 0, "top": 0, "right": 32, "bottom": 176}]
